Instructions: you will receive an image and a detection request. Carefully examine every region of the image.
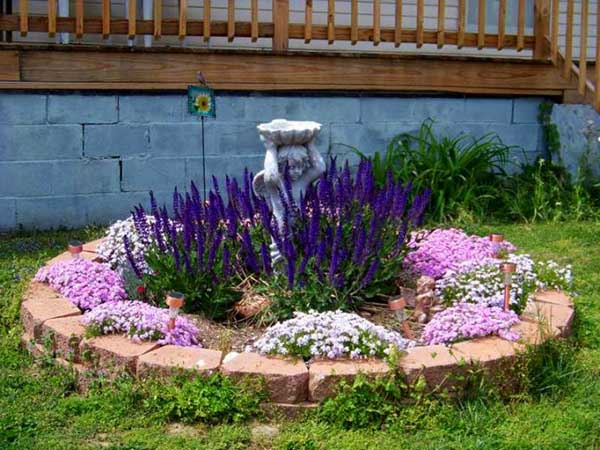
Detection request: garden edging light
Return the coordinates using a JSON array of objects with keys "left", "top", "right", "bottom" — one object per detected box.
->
[
  {"left": 500, "top": 262, "right": 517, "bottom": 311},
  {"left": 68, "top": 240, "right": 83, "bottom": 259},
  {"left": 166, "top": 291, "right": 185, "bottom": 330}
]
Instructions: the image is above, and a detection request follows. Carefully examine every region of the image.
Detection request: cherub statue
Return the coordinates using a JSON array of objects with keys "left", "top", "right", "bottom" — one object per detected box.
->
[{"left": 253, "top": 120, "right": 326, "bottom": 264}]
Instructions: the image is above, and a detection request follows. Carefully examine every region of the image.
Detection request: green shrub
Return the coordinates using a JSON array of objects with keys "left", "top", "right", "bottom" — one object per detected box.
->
[{"left": 348, "top": 119, "right": 514, "bottom": 222}]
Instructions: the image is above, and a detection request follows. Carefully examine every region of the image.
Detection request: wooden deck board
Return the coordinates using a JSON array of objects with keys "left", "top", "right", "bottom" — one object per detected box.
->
[{"left": 0, "top": 47, "right": 573, "bottom": 96}]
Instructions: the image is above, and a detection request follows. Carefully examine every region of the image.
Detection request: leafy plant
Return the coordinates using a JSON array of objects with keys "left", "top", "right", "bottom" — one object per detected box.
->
[
  {"left": 348, "top": 119, "right": 515, "bottom": 222},
  {"left": 141, "top": 373, "right": 265, "bottom": 425}
]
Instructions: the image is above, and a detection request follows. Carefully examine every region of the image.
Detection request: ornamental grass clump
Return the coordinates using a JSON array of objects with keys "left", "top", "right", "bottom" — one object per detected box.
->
[
  {"left": 436, "top": 254, "right": 572, "bottom": 313},
  {"left": 404, "top": 228, "right": 517, "bottom": 279},
  {"left": 35, "top": 259, "right": 127, "bottom": 311},
  {"left": 422, "top": 303, "right": 520, "bottom": 345},
  {"left": 252, "top": 310, "right": 414, "bottom": 360},
  {"left": 82, "top": 300, "right": 200, "bottom": 347}
]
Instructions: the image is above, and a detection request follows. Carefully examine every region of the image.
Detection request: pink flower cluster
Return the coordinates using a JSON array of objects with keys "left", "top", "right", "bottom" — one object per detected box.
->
[
  {"left": 422, "top": 302, "right": 520, "bottom": 345},
  {"left": 81, "top": 300, "right": 200, "bottom": 347},
  {"left": 404, "top": 228, "right": 517, "bottom": 279},
  {"left": 35, "top": 259, "right": 127, "bottom": 311}
]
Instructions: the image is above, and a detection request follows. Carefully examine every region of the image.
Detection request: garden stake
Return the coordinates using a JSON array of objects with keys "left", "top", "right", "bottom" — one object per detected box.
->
[
  {"left": 166, "top": 291, "right": 185, "bottom": 330},
  {"left": 68, "top": 240, "right": 83, "bottom": 259},
  {"left": 500, "top": 262, "right": 516, "bottom": 311}
]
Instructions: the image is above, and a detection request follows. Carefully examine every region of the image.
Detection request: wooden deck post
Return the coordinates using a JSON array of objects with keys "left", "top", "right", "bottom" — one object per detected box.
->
[
  {"left": 272, "top": 0, "right": 289, "bottom": 52},
  {"left": 533, "top": 0, "right": 550, "bottom": 60}
]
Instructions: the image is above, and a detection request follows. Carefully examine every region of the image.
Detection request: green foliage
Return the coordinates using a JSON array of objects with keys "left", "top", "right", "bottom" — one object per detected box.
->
[
  {"left": 2, "top": 224, "right": 600, "bottom": 449},
  {"left": 142, "top": 248, "right": 242, "bottom": 320},
  {"left": 502, "top": 158, "right": 600, "bottom": 223},
  {"left": 349, "top": 119, "right": 514, "bottom": 222},
  {"left": 141, "top": 373, "right": 265, "bottom": 425},
  {"left": 317, "top": 374, "right": 412, "bottom": 429}
]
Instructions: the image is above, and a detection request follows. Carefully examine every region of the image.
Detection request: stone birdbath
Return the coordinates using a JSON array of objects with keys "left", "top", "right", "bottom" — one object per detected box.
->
[{"left": 252, "top": 119, "right": 326, "bottom": 264}]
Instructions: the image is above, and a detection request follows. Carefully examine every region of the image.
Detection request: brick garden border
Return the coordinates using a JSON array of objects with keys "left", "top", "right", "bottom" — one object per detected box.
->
[{"left": 20, "top": 239, "right": 575, "bottom": 411}]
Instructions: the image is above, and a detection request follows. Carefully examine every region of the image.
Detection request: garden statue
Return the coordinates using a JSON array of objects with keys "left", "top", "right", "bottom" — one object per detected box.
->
[{"left": 253, "top": 119, "right": 326, "bottom": 264}]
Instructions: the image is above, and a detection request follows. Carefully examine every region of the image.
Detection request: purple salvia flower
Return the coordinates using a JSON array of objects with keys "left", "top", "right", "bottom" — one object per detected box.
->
[
  {"left": 260, "top": 242, "right": 272, "bottom": 275},
  {"left": 361, "top": 258, "right": 380, "bottom": 288}
]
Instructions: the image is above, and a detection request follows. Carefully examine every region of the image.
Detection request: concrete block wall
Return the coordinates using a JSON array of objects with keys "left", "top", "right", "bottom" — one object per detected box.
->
[{"left": 0, "top": 93, "right": 545, "bottom": 230}]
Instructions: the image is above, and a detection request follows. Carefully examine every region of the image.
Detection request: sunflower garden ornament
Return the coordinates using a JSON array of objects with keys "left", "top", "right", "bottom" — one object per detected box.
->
[{"left": 187, "top": 86, "right": 216, "bottom": 118}]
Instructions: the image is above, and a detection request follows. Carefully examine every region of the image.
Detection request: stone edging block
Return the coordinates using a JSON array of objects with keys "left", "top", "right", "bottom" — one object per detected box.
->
[
  {"left": 308, "top": 359, "right": 392, "bottom": 402},
  {"left": 221, "top": 352, "right": 309, "bottom": 403},
  {"left": 20, "top": 282, "right": 81, "bottom": 339},
  {"left": 41, "top": 315, "right": 87, "bottom": 362},
  {"left": 80, "top": 335, "right": 161, "bottom": 375},
  {"left": 137, "top": 345, "right": 222, "bottom": 378}
]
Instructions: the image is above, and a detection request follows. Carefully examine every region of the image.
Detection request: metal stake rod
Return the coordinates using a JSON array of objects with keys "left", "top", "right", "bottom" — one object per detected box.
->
[{"left": 201, "top": 115, "right": 207, "bottom": 200}]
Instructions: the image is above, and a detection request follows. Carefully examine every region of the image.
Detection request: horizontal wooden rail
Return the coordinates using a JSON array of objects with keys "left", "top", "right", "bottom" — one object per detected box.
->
[{"left": 0, "top": 15, "right": 536, "bottom": 49}]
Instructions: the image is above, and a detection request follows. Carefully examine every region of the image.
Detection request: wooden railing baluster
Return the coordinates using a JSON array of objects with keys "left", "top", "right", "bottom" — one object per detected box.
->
[
  {"left": 204, "top": 0, "right": 211, "bottom": 42},
  {"left": 416, "top": 0, "right": 424, "bottom": 48},
  {"left": 48, "top": 0, "right": 57, "bottom": 37},
  {"left": 102, "top": 0, "right": 110, "bottom": 38},
  {"left": 477, "top": 0, "right": 485, "bottom": 49},
  {"left": 563, "top": 0, "right": 573, "bottom": 78},
  {"left": 252, "top": 0, "right": 259, "bottom": 42},
  {"left": 457, "top": 0, "right": 465, "bottom": 48},
  {"left": 128, "top": 0, "right": 136, "bottom": 39},
  {"left": 517, "top": 0, "right": 525, "bottom": 51},
  {"left": 437, "top": 0, "right": 445, "bottom": 48},
  {"left": 497, "top": 0, "right": 506, "bottom": 50},
  {"left": 76, "top": 0, "right": 84, "bottom": 38},
  {"left": 351, "top": 0, "right": 358, "bottom": 45},
  {"left": 550, "top": 0, "right": 558, "bottom": 63},
  {"left": 273, "top": 0, "right": 289, "bottom": 51},
  {"left": 394, "top": 0, "right": 402, "bottom": 47},
  {"left": 578, "top": 0, "right": 588, "bottom": 94},
  {"left": 228, "top": 0, "right": 235, "bottom": 42},
  {"left": 533, "top": 0, "right": 550, "bottom": 60},
  {"left": 327, "top": 0, "right": 334, "bottom": 44},
  {"left": 154, "top": 0, "right": 162, "bottom": 39},
  {"left": 19, "top": 0, "right": 28, "bottom": 36},
  {"left": 179, "top": 0, "right": 187, "bottom": 40},
  {"left": 373, "top": 0, "right": 381, "bottom": 45}
]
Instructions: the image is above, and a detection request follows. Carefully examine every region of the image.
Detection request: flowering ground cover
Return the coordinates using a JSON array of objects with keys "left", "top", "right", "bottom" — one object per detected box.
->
[{"left": 1, "top": 222, "right": 598, "bottom": 449}]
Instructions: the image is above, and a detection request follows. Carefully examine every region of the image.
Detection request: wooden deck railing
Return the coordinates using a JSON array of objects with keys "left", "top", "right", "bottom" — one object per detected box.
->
[
  {"left": 0, "top": 0, "right": 539, "bottom": 52},
  {"left": 0, "top": 0, "right": 599, "bottom": 111}
]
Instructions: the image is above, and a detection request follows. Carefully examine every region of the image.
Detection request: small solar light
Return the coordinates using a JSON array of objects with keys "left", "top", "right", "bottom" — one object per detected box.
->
[
  {"left": 388, "top": 297, "right": 407, "bottom": 322},
  {"left": 166, "top": 291, "right": 185, "bottom": 330},
  {"left": 500, "top": 262, "right": 517, "bottom": 311},
  {"left": 68, "top": 240, "right": 83, "bottom": 259}
]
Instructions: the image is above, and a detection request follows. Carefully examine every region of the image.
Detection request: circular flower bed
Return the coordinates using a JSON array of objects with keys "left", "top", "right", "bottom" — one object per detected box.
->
[{"left": 30, "top": 160, "right": 574, "bottom": 370}]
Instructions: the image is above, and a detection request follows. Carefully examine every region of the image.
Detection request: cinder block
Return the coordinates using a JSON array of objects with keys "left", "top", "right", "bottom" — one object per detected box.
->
[
  {"left": 0, "top": 198, "right": 16, "bottom": 230},
  {"left": 121, "top": 157, "right": 186, "bottom": 192},
  {"left": 462, "top": 98, "right": 513, "bottom": 123},
  {"left": 447, "top": 123, "right": 542, "bottom": 153},
  {"left": 119, "top": 95, "right": 185, "bottom": 123},
  {"left": 331, "top": 122, "right": 422, "bottom": 157},
  {"left": 203, "top": 95, "right": 246, "bottom": 121},
  {"left": 0, "top": 160, "right": 120, "bottom": 197},
  {"left": 359, "top": 97, "right": 414, "bottom": 122},
  {"left": 0, "top": 125, "right": 82, "bottom": 161},
  {"left": 0, "top": 93, "right": 47, "bottom": 124},
  {"left": 212, "top": 122, "right": 264, "bottom": 155},
  {"left": 84, "top": 124, "right": 149, "bottom": 157},
  {"left": 149, "top": 123, "right": 206, "bottom": 157},
  {"left": 411, "top": 97, "right": 466, "bottom": 122},
  {"left": 86, "top": 192, "right": 151, "bottom": 225},
  {"left": 242, "top": 95, "right": 360, "bottom": 123},
  {"left": 513, "top": 97, "right": 545, "bottom": 124},
  {"left": 188, "top": 155, "right": 264, "bottom": 188},
  {"left": 48, "top": 95, "right": 117, "bottom": 124},
  {"left": 16, "top": 196, "right": 89, "bottom": 229}
]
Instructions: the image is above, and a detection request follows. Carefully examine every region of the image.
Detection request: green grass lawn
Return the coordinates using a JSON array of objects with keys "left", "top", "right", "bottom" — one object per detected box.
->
[{"left": 1, "top": 222, "right": 600, "bottom": 450}]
